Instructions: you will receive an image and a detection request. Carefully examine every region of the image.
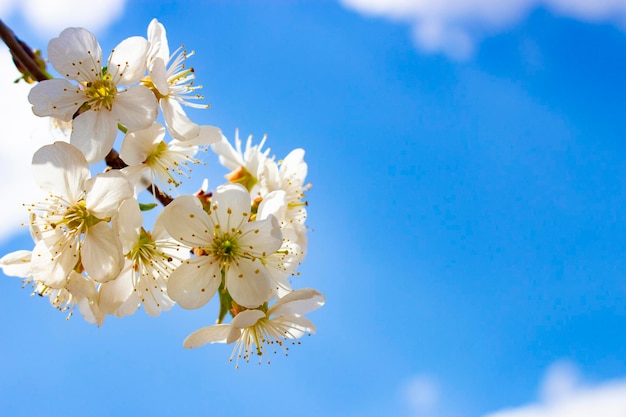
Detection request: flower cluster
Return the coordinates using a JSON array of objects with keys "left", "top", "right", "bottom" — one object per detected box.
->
[{"left": 0, "top": 19, "right": 324, "bottom": 365}]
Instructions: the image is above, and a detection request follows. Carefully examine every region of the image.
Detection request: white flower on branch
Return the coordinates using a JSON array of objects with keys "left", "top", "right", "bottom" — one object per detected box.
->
[
  {"left": 98, "top": 198, "right": 189, "bottom": 318},
  {"left": 28, "top": 141, "right": 133, "bottom": 288},
  {"left": 28, "top": 27, "right": 158, "bottom": 163},
  {"left": 119, "top": 122, "right": 211, "bottom": 192},
  {"left": 144, "top": 18, "right": 221, "bottom": 144},
  {"left": 160, "top": 183, "right": 282, "bottom": 309},
  {"left": 183, "top": 288, "right": 325, "bottom": 367},
  {"left": 0, "top": 250, "right": 104, "bottom": 325}
]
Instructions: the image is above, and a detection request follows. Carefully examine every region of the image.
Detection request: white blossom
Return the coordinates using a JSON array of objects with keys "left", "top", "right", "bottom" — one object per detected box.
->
[
  {"left": 183, "top": 288, "right": 325, "bottom": 367},
  {"left": 211, "top": 130, "right": 271, "bottom": 194},
  {"left": 28, "top": 27, "right": 158, "bottom": 163},
  {"left": 98, "top": 198, "right": 188, "bottom": 317},
  {"left": 161, "top": 183, "right": 282, "bottom": 309},
  {"left": 0, "top": 250, "right": 104, "bottom": 324},
  {"left": 120, "top": 122, "right": 210, "bottom": 191},
  {"left": 28, "top": 141, "right": 133, "bottom": 288},
  {"left": 145, "top": 18, "right": 221, "bottom": 144}
]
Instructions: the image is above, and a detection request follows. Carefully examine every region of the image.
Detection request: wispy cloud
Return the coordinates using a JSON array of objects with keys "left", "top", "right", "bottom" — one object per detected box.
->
[
  {"left": 339, "top": 0, "right": 626, "bottom": 59},
  {"left": 401, "top": 374, "right": 440, "bottom": 417},
  {"left": 2, "top": 0, "right": 126, "bottom": 38},
  {"left": 483, "top": 361, "right": 626, "bottom": 417}
]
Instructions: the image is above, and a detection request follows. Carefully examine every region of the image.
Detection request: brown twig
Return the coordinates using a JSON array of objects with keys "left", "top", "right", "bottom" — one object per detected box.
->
[
  {"left": 105, "top": 149, "right": 174, "bottom": 206},
  {"left": 0, "top": 19, "right": 49, "bottom": 82}
]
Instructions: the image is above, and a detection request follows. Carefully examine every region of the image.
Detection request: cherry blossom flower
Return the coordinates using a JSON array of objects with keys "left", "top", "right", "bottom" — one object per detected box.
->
[
  {"left": 28, "top": 141, "right": 133, "bottom": 288},
  {"left": 119, "top": 122, "right": 211, "bottom": 191},
  {"left": 214, "top": 132, "right": 311, "bottom": 255},
  {"left": 211, "top": 130, "right": 271, "bottom": 194},
  {"left": 98, "top": 198, "right": 188, "bottom": 317},
  {"left": 144, "top": 18, "right": 221, "bottom": 144},
  {"left": 183, "top": 288, "right": 325, "bottom": 367},
  {"left": 160, "top": 183, "right": 282, "bottom": 309},
  {"left": 0, "top": 250, "right": 104, "bottom": 324},
  {"left": 28, "top": 27, "right": 158, "bottom": 163}
]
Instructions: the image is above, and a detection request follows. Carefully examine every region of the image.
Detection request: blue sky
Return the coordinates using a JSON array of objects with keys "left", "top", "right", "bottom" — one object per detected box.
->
[{"left": 2, "top": 1, "right": 626, "bottom": 416}]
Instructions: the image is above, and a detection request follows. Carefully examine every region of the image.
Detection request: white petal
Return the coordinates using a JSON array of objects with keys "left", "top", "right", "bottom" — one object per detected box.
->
[
  {"left": 263, "top": 238, "right": 301, "bottom": 291},
  {"left": 281, "top": 148, "right": 307, "bottom": 180},
  {"left": 273, "top": 315, "right": 316, "bottom": 338},
  {"left": 257, "top": 190, "right": 287, "bottom": 221},
  {"left": 231, "top": 309, "right": 265, "bottom": 329},
  {"left": 263, "top": 158, "right": 281, "bottom": 191},
  {"left": 114, "top": 290, "right": 140, "bottom": 318},
  {"left": 0, "top": 250, "right": 32, "bottom": 277},
  {"left": 28, "top": 79, "right": 83, "bottom": 121},
  {"left": 161, "top": 195, "right": 214, "bottom": 247},
  {"left": 183, "top": 324, "right": 231, "bottom": 348},
  {"left": 81, "top": 222, "right": 124, "bottom": 283},
  {"left": 226, "top": 259, "right": 272, "bottom": 308},
  {"left": 85, "top": 170, "right": 132, "bottom": 218},
  {"left": 119, "top": 164, "right": 150, "bottom": 191},
  {"left": 147, "top": 19, "right": 169, "bottom": 65},
  {"left": 149, "top": 57, "right": 169, "bottom": 96},
  {"left": 71, "top": 109, "right": 118, "bottom": 163},
  {"left": 48, "top": 27, "right": 102, "bottom": 83},
  {"left": 211, "top": 183, "right": 251, "bottom": 231},
  {"left": 30, "top": 236, "right": 76, "bottom": 288},
  {"left": 178, "top": 125, "right": 222, "bottom": 146},
  {"left": 211, "top": 134, "right": 244, "bottom": 171},
  {"left": 226, "top": 326, "right": 243, "bottom": 345},
  {"left": 98, "top": 263, "right": 135, "bottom": 315},
  {"left": 141, "top": 283, "right": 174, "bottom": 317},
  {"left": 239, "top": 215, "right": 283, "bottom": 257},
  {"left": 107, "top": 36, "right": 149, "bottom": 85},
  {"left": 77, "top": 297, "right": 105, "bottom": 326},
  {"left": 166, "top": 257, "right": 221, "bottom": 309},
  {"left": 269, "top": 288, "right": 326, "bottom": 317},
  {"left": 32, "top": 141, "right": 89, "bottom": 202},
  {"left": 65, "top": 270, "right": 97, "bottom": 300},
  {"left": 111, "top": 85, "right": 158, "bottom": 130},
  {"left": 119, "top": 122, "right": 165, "bottom": 165},
  {"left": 160, "top": 98, "right": 200, "bottom": 141},
  {"left": 114, "top": 198, "right": 142, "bottom": 254}
]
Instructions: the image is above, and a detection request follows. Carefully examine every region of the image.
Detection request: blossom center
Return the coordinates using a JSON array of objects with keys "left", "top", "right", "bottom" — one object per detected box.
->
[
  {"left": 225, "top": 166, "right": 257, "bottom": 192},
  {"left": 62, "top": 202, "right": 90, "bottom": 231},
  {"left": 59, "top": 201, "right": 101, "bottom": 232},
  {"left": 211, "top": 233, "right": 240, "bottom": 265},
  {"left": 129, "top": 229, "right": 156, "bottom": 263},
  {"left": 84, "top": 76, "right": 117, "bottom": 111},
  {"left": 144, "top": 141, "right": 169, "bottom": 166},
  {"left": 141, "top": 76, "right": 166, "bottom": 100}
]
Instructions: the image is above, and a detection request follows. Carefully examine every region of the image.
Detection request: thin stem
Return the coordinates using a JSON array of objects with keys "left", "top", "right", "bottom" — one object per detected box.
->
[
  {"left": 0, "top": 19, "right": 49, "bottom": 82},
  {"left": 105, "top": 149, "right": 174, "bottom": 206}
]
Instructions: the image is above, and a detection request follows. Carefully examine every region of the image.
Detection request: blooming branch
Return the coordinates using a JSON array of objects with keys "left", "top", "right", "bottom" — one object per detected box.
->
[{"left": 0, "top": 18, "right": 324, "bottom": 366}]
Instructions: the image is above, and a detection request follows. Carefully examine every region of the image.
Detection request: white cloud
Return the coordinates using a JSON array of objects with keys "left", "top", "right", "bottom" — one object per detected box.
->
[
  {"left": 339, "top": 0, "right": 626, "bottom": 59},
  {"left": 483, "top": 361, "right": 626, "bottom": 417},
  {"left": 0, "top": 46, "right": 60, "bottom": 243},
  {"left": 539, "top": 361, "right": 580, "bottom": 402},
  {"left": 401, "top": 374, "right": 440, "bottom": 417},
  {"left": 3, "top": 0, "right": 126, "bottom": 38}
]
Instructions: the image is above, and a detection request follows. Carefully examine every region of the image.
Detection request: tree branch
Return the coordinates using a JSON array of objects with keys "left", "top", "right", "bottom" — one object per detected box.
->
[
  {"left": 0, "top": 19, "right": 49, "bottom": 82},
  {"left": 105, "top": 149, "right": 174, "bottom": 206}
]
